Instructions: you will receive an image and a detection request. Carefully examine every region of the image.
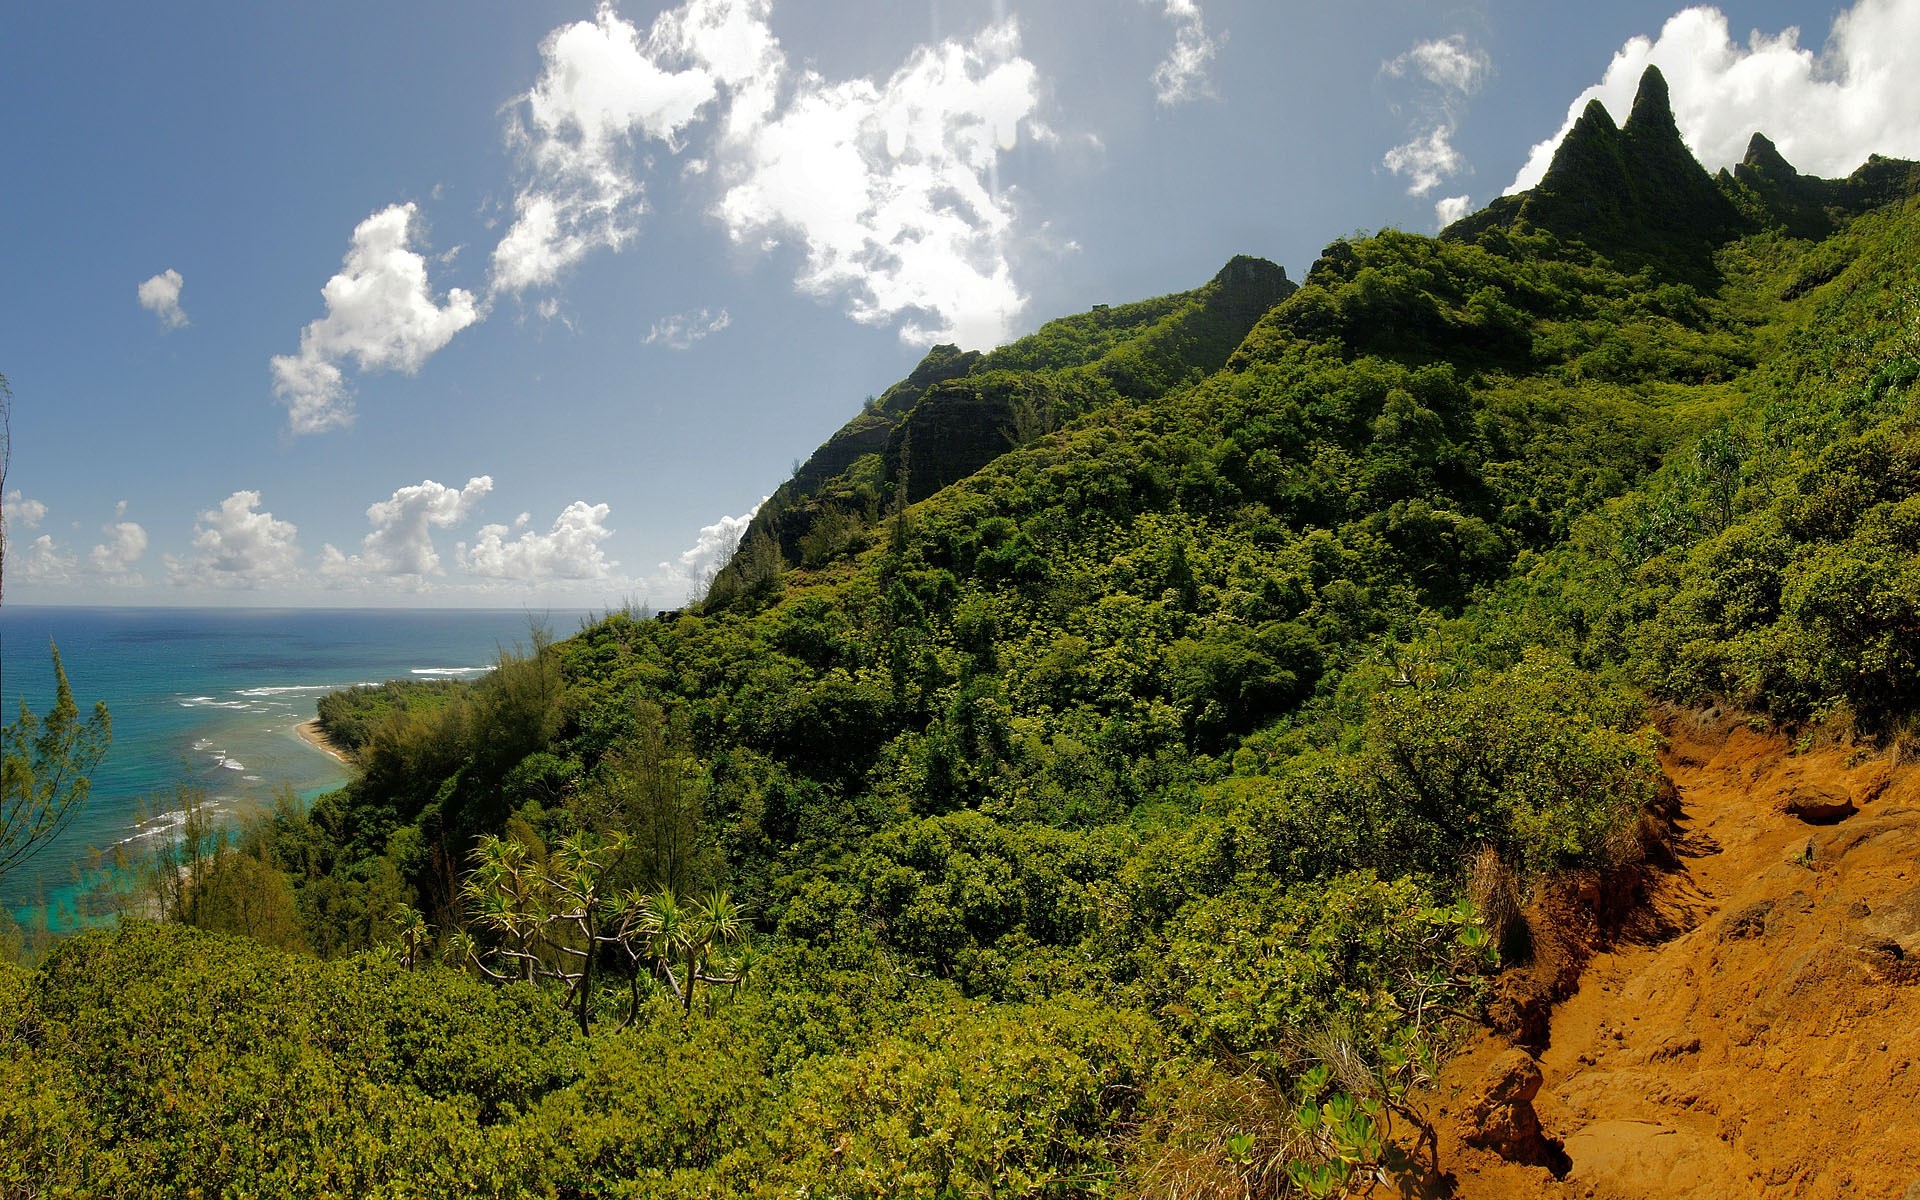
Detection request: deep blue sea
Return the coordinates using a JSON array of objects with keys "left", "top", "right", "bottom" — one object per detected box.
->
[{"left": 0, "top": 606, "right": 588, "bottom": 924}]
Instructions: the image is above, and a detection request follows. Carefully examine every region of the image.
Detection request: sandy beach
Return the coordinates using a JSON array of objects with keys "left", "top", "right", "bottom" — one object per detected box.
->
[{"left": 294, "top": 718, "right": 353, "bottom": 765}]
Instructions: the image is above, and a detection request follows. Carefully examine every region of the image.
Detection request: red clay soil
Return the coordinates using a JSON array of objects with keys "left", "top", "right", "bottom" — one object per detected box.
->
[{"left": 1403, "top": 707, "right": 1920, "bottom": 1199}]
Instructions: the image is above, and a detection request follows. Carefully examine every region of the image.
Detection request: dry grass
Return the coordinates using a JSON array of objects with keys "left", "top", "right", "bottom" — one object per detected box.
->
[{"left": 1127, "top": 1063, "right": 1312, "bottom": 1200}]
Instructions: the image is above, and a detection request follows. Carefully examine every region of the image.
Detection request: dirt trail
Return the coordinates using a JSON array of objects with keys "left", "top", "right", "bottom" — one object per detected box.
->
[{"left": 1418, "top": 709, "right": 1920, "bottom": 1199}]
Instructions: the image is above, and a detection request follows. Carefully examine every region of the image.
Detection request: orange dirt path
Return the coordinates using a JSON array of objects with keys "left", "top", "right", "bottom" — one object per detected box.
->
[{"left": 1414, "top": 710, "right": 1920, "bottom": 1199}]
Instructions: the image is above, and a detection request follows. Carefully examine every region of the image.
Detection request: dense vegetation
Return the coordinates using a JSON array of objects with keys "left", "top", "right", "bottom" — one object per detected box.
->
[{"left": 5, "top": 69, "right": 1920, "bottom": 1196}]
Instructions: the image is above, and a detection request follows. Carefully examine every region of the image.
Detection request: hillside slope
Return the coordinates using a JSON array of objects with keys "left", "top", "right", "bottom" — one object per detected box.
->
[{"left": 7, "top": 63, "right": 1920, "bottom": 1199}]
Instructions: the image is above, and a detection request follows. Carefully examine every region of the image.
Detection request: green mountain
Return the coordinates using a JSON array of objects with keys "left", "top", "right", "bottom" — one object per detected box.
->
[
  {"left": 718, "top": 254, "right": 1295, "bottom": 586},
  {"left": 1445, "top": 66, "right": 1920, "bottom": 284},
  {"left": 6, "top": 71, "right": 1920, "bottom": 1197}
]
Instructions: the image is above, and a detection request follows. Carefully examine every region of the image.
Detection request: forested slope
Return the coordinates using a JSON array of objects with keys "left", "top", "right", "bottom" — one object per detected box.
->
[{"left": 5, "top": 67, "right": 1920, "bottom": 1198}]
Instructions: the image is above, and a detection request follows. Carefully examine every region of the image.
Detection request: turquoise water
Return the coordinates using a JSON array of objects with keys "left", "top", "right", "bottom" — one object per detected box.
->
[{"left": 0, "top": 606, "right": 588, "bottom": 922}]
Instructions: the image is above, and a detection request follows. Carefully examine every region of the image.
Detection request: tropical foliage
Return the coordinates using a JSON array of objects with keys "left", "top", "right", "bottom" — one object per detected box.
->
[{"left": 6, "top": 82, "right": 1920, "bottom": 1194}]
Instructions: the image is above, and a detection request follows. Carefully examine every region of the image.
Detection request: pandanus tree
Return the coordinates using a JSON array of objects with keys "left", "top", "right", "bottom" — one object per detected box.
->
[
  {"left": 461, "top": 834, "right": 547, "bottom": 984},
  {"left": 390, "top": 904, "right": 431, "bottom": 970},
  {"left": 611, "top": 885, "right": 755, "bottom": 1016},
  {"left": 456, "top": 830, "right": 756, "bottom": 1032}
]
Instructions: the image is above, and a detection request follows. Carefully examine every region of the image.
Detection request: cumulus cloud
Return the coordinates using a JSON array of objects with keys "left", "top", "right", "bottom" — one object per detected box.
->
[
  {"left": 137, "top": 269, "right": 189, "bottom": 330},
  {"left": 174, "top": 491, "right": 302, "bottom": 586},
  {"left": 491, "top": 4, "right": 719, "bottom": 294},
  {"left": 495, "top": 0, "right": 1044, "bottom": 348},
  {"left": 1434, "top": 194, "right": 1473, "bottom": 226},
  {"left": 643, "top": 501, "right": 761, "bottom": 601},
  {"left": 1383, "top": 127, "right": 1465, "bottom": 197},
  {"left": 322, "top": 476, "right": 494, "bottom": 578},
  {"left": 1381, "top": 34, "right": 1489, "bottom": 200},
  {"left": 88, "top": 521, "right": 148, "bottom": 584},
  {"left": 712, "top": 18, "right": 1041, "bottom": 347},
  {"left": 18, "top": 535, "right": 76, "bottom": 586},
  {"left": 461, "top": 500, "right": 617, "bottom": 581},
  {"left": 644, "top": 307, "right": 732, "bottom": 349},
  {"left": 3, "top": 497, "right": 146, "bottom": 588},
  {"left": 3, "top": 490, "right": 47, "bottom": 533},
  {"left": 1509, "top": 0, "right": 1920, "bottom": 194},
  {"left": 1147, "top": 0, "right": 1222, "bottom": 106},
  {"left": 271, "top": 203, "right": 481, "bottom": 435}
]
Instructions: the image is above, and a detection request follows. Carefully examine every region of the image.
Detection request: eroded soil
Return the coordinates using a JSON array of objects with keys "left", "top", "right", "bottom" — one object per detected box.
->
[{"left": 1415, "top": 708, "right": 1920, "bottom": 1199}]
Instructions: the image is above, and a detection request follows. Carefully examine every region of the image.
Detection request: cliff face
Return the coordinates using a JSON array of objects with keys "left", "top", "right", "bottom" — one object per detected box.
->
[{"left": 718, "top": 255, "right": 1295, "bottom": 582}]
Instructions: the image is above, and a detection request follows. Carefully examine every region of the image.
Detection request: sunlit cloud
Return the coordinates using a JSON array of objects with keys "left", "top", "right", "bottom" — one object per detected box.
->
[
  {"left": 710, "top": 18, "right": 1040, "bottom": 347},
  {"left": 167, "top": 491, "right": 303, "bottom": 588},
  {"left": 89, "top": 521, "right": 148, "bottom": 585},
  {"left": 1383, "top": 127, "right": 1465, "bottom": 197},
  {"left": 491, "top": 3, "right": 719, "bottom": 294},
  {"left": 640, "top": 500, "right": 761, "bottom": 603},
  {"left": 3, "top": 490, "right": 47, "bottom": 534},
  {"left": 271, "top": 203, "right": 480, "bottom": 435},
  {"left": 322, "top": 476, "right": 494, "bottom": 579},
  {"left": 19, "top": 535, "right": 76, "bottom": 585},
  {"left": 492, "top": 0, "right": 1045, "bottom": 349},
  {"left": 461, "top": 500, "right": 618, "bottom": 581},
  {"left": 137, "top": 269, "right": 189, "bottom": 330},
  {"left": 1385, "top": 35, "right": 1491, "bottom": 95}
]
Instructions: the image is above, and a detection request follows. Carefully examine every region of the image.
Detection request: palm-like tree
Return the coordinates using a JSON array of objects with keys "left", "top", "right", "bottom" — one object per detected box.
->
[
  {"left": 455, "top": 832, "right": 756, "bottom": 1029},
  {"left": 463, "top": 834, "right": 545, "bottom": 983},
  {"left": 390, "top": 904, "right": 431, "bottom": 970}
]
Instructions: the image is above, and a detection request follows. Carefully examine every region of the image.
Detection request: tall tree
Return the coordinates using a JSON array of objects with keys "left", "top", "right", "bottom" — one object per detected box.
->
[{"left": 0, "top": 372, "right": 113, "bottom": 888}]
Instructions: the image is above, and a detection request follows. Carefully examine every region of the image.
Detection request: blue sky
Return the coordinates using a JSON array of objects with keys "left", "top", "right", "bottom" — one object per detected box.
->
[{"left": 3, "top": 0, "right": 1917, "bottom": 608}]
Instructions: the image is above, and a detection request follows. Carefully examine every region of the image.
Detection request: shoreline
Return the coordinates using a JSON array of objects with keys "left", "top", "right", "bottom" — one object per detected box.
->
[{"left": 293, "top": 718, "right": 353, "bottom": 765}]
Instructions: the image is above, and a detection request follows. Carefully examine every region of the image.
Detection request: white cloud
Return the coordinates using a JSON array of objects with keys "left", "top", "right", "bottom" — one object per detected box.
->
[
  {"left": 4, "top": 490, "right": 47, "bottom": 533},
  {"left": 1434, "top": 194, "right": 1473, "bottom": 226},
  {"left": 491, "top": 2, "right": 720, "bottom": 294},
  {"left": 1147, "top": 0, "right": 1222, "bottom": 106},
  {"left": 271, "top": 203, "right": 481, "bottom": 435},
  {"left": 643, "top": 501, "right": 760, "bottom": 601},
  {"left": 323, "top": 476, "right": 494, "bottom": 578},
  {"left": 174, "top": 491, "right": 302, "bottom": 586},
  {"left": 1508, "top": 0, "right": 1920, "bottom": 194},
  {"left": 137, "top": 269, "right": 189, "bottom": 330},
  {"left": 494, "top": 1, "right": 1043, "bottom": 349},
  {"left": 89, "top": 521, "right": 148, "bottom": 584},
  {"left": 1384, "top": 126, "right": 1465, "bottom": 196},
  {"left": 1381, "top": 35, "right": 1488, "bottom": 201},
  {"left": 1386, "top": 36, "right": 1491, "bottom": 95},
  {"left": 4, "top": 497, "right": 146, "bottom": 588},
  {"left": 643, "top": 307, "right": 731, "bottom": 349},
  {"left": 461, "top": 500, "right": 617, "bottom": 581},
  {"left": 18, "top": 535, "right": 76, "bottom": 586},
  {"left": 711, "top": 18, "right": 1041, "bottom": 347}
]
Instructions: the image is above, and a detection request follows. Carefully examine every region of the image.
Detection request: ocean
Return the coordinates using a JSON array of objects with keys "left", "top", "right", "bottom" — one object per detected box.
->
[{"left": 0, "top": 605, "right": 589, "bottom": 925}]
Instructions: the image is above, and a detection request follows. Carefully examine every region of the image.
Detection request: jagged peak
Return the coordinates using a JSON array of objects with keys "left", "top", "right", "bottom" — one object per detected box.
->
[
  {"left": 1538, "top": 98, "right": 1624, "bottom": 193},
  {"left": 1574, "top": 97, "right": 1619, "bottom": 136},
  {"left": 1623, "top": 66, "right": 1679, "bottom": 139},
  {"left": 1742, "top": 132, "right": 1795, "bottom": 176},
  {"left": 1212, "top": 255, "right": 1287, "bottom": 289}
]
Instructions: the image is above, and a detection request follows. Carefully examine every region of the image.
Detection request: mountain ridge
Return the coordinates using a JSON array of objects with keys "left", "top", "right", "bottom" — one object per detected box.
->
[
  {"left": 8, "top": 61, "right": 1920, "bottom": 1197},
  {"left": 719, "top": 254, "right": 1295, "bottom": 586},
  {"left": 1442, "top": 65, "right": 1920, "bottom": 285}
]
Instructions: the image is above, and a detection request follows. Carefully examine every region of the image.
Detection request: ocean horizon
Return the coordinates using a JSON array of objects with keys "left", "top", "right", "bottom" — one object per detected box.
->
[{"left": 0, "top": 604, "right": 595, "bottom": 925}]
